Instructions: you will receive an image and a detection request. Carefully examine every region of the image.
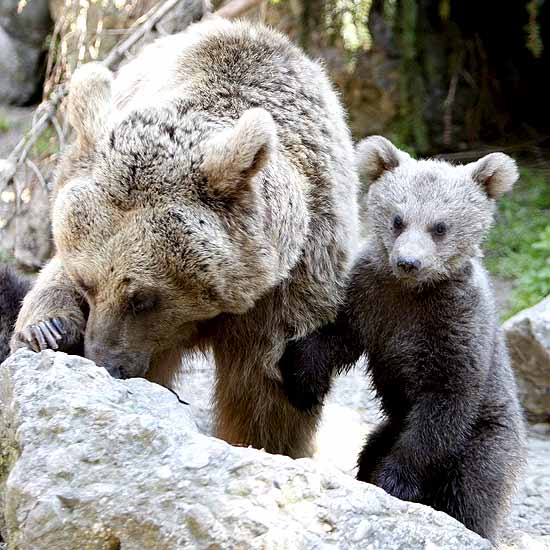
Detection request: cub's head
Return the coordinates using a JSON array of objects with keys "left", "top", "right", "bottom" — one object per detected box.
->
[
  {"left": 52, "top": 63, "right": 279, "bottom": 378},
  {"left": 357, "top": 136, "right": 518, "bottom": 286}
]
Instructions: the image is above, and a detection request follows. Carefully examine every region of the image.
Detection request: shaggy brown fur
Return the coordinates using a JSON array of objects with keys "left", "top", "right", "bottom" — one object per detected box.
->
[{"left": 11, "top": 17, "right": 359, "bottom": 458}]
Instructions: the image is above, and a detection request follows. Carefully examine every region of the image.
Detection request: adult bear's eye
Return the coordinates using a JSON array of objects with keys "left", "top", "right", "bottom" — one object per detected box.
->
[
  {"left": 432, "top": 222, "right": 448, "bottom": 237},
  {"left": 129, "top": 291, "right": 159, "bottom": 314},
  {"left": 73, "top": 277, "right": 95, "bottom": 298},
  {"left": 393, "top": 214, "right": 404, "bottom": 231}
]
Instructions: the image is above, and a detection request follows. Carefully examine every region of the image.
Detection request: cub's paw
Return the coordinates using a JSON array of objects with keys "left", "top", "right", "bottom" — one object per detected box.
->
[
  {"left": 279, "top": 338, "right": 332, "bottom": 414},
  {"left": 13, "top": 316, "right": 82, "bottom": 353},
  {"left": 376, "top": 460, "right": 421, "bottom": 502}
]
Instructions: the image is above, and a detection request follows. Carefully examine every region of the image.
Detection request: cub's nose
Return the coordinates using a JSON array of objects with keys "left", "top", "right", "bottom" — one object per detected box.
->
[{"left": 396, "top": 256, "right": 421, "bottom": 273}]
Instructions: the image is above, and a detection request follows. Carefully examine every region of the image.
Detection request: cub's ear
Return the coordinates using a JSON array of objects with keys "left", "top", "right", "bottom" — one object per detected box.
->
[
  {"left": 467, "top": 153, "right": 519, "bottom": 199},
  {"left": 355, "top": 136, "right": 411, "bottom": 182},
  {"left": 201, "top": 108, "right": 277, "bottom": 198},
  {"left": 68, "top": 63, "right": 113, "bottom": 148}
]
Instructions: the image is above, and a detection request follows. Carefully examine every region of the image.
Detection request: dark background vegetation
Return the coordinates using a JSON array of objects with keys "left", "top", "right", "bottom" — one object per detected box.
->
[{"left": 258, "top": 0, "right": 550, "bottom": 317}]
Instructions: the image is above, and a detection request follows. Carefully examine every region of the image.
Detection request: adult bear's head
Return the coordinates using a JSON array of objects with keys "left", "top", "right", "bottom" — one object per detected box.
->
[{"left": 53, "top": 63, "right": 281, "bottom": 378}]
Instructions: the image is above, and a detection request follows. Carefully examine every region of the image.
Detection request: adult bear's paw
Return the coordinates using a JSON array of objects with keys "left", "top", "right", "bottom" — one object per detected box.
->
[{"left": 13, "top": 315, "right": 83, "bottom": 354}]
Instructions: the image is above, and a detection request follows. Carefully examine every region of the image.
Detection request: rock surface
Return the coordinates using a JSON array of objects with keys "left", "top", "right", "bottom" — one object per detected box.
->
[
  {"left": 505, "top": 424, "right": 550, "bottom": 549},
  {"left": 504, "top": 297, "right": 550, "bottom": 423},
  {"left": 179, "top": 357, "right": 550, "bottom": 549},
  {"left": 0, "top": 27, "right": 43, "bottom": 106},
  {"left": 0, "top": 105, "right": 54, "bottom": 268},
  {"left": 12, "top": 170, "right": 53, "bottom": 269},
  {"left": 0, "top": 0, "right": 51, "bottom": 105},
  {"left": 0, "top": 350, "right": 493, "bottom": 550}
]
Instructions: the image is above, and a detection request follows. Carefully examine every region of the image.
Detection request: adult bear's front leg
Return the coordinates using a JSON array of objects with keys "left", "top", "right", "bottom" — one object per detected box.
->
[
  {"left": 11, "top": 256, "right": 86, "bottom": 355},
  {"left": 212, "top": 323, "right": 321, "bottom": 458}
]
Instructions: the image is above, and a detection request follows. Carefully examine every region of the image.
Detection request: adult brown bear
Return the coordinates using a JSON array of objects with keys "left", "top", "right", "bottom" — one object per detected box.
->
[{"left": 10, "top": 17, "right": 359, "bottom": 458}]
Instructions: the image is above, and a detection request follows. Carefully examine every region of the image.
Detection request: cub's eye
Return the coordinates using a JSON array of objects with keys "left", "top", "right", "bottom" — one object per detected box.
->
[
  {"left": 393, "top": 214, "right": 404, "bottom": 231},
  {"left": 433, "top": 222, "right": 448, "bottom": 237},
  {"left": 129, "top": 292, "right": 159, "bottom": 314}
]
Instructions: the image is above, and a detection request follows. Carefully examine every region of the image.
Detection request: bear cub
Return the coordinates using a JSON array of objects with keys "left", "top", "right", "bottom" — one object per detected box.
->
[{"left": 279, "top": 136, "right": 526, "bottom": 541}]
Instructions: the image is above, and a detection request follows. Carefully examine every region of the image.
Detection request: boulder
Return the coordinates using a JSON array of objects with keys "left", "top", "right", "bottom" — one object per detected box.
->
[
  {"left": 0, "top": 0, "right": 51, "bottom": 105},
  {"left": 0, "top": 350, "right": 492, "bottom": 549},
  {"left": 504, "top": 297, "right": 550, "bottom": 423},
  {"left": 0, "top": 0, "right": 51, "bottom": 48},
  {"left": 133, "top": 353, "right": 550, "bottom": 548},
  {"left": 13, "top": 169, "right": 53, "bottom": 270},
  {"left": 0, "top": 28, "right": 44, "bottom": 106}
]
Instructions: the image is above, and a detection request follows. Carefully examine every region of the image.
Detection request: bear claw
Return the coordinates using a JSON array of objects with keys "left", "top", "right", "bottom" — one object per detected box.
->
[{"left": 16, "top": 316, "right": 80, "bottom": 353}]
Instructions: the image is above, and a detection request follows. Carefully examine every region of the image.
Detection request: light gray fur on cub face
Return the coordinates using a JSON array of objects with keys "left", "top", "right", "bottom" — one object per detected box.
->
[{"left": 356, "top": 136, "right": 518, "bottom": 285}]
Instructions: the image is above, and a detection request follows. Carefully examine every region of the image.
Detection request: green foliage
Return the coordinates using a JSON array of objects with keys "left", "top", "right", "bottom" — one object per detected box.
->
[
  {"left": 508, "top": 225, "right": 550, "bottom": 315},
  {"left": 384, "top": 133, "right": 417, "bottom": 157},
  {"left": 0, "top": 249, "right": 15, "bottom": 264},
  {"left": 319, "top": 0, "right": 372, "bottom": 53},
  {"left": 485, "top": 169, "right": 550, "bottom": 317},
  {"left": 526, "top": 0, "right": 544, "bottom": 57},
  {"left": 393, "top": 0, "right": 429, "bottom": 153},
  {"left": 33, "top": 126, "right": 58, "bottom": 158},
  {"left": 0, "top": 116, "right": 10, "bottom": 134}
]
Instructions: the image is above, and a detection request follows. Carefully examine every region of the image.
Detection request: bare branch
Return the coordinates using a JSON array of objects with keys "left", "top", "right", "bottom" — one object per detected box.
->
[
  {"left": 9, "top": 86, "right": 65, "bottom": 168},
  {"left": 50, "top": 115, "right": 67, "bottom": 151},
  {"left": 26, "top": 160, "right": 49, "bottom": 191},
  {"left": 1, "top": 0, "right": 210, "bottom": 194},
  {"left": 103, "top": 0, "right": 184, "bottom": 69},
  {"left": 214, "top": 0, "right": 263, "bottom": 19}
]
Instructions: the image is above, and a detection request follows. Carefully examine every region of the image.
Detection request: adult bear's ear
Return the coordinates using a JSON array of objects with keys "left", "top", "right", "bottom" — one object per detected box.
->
[
  {"left": 467, "top": 152, "right": 519, "bottom": 199},
  {"left": 68, "top": 63, "right": 113, "bottom": 149},
  {"left": 201, "top": 108, "right": 277, "bottom": 199},
  {"left": 355, "top": 136, "right": 411, "bottom": 182}
]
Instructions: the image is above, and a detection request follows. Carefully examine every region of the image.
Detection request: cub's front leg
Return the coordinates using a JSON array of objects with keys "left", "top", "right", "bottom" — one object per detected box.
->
[
  {"left": 279, "top": 313, "right": 363, "bottom": 413},
  {"left": 11, "top": 256, "right": 86, "bottom": 354},
  {"left": 357, "top": 420, "right": 401, "bottom": 484}
]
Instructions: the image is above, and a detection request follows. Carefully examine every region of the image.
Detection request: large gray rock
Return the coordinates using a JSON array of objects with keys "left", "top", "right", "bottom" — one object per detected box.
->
[
  {"left": 0, "top": 28, "right": 43, "bottom": 106},
  {"left": 178, "top": 356, "right": 550, "bottom": 549},
  {"left": 0, "top": 350, "right": 492, "bottom": 550},
  {"left": 13, "top": 169, "right": 53, "bottom": 269},
  {"left": 0, "top": 0, "right": 51, "bottom": 105},
  {"left": 0, "top": 0, "right": 52, "bottom": 48},
  {"left": 504, "top": 297, "right": 550, "bottom": 423}
]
